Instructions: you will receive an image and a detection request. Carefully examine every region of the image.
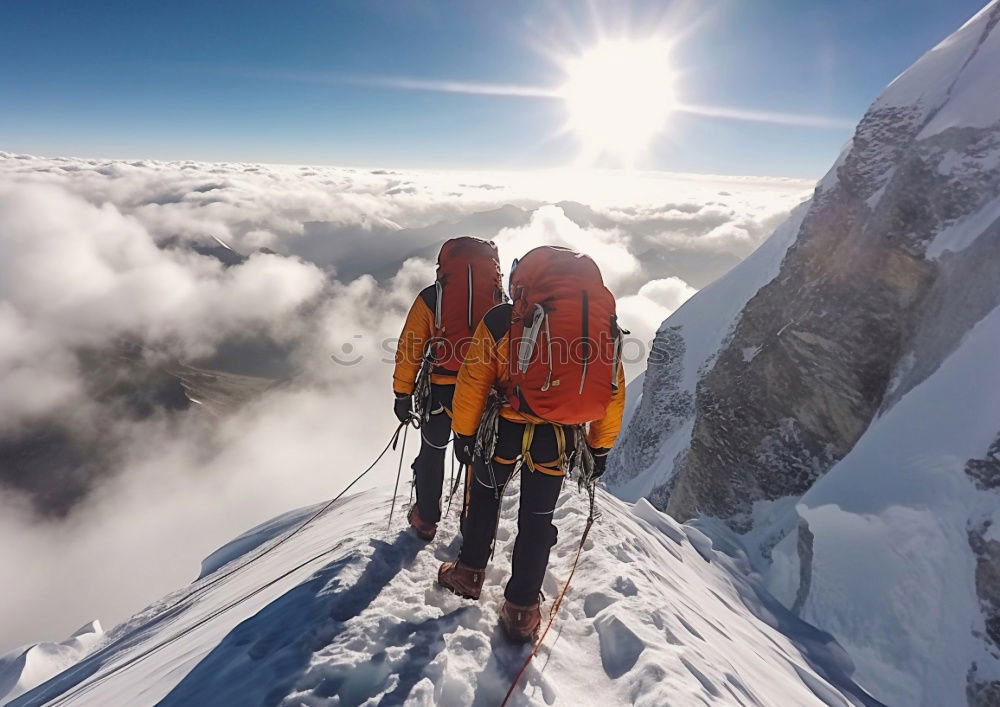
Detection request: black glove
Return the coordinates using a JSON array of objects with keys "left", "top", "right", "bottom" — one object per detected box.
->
[
  {"left": 454, "top": 433, "right": 476, "bottom": 466},
  {"left": 589, "top": 447, "right": 611, "bottom": 479},
  {"left": 393, "top": 393, "right": 412, "bottom": 423}
]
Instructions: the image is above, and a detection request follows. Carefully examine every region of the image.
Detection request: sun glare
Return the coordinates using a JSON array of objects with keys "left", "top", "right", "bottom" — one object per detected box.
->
[{"left": 561, "top": 40, "right": 675, "bottom": 165}]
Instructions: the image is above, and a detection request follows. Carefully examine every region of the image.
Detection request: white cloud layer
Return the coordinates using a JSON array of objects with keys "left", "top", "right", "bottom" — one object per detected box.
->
[
  {"left": 616, "top": 277, "right": 699, "bottom": 377},
  {"left": 0, "top": 152, "right": 810, "bottom": 652}
]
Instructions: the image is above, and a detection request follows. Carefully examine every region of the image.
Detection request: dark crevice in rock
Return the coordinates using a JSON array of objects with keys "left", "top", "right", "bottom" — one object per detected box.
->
[
  {"left": 966, "top": 435, "right": 1000, "bottom": 491},
  {"left": 792, "top": 518, "right": 815, "bottom": 616}
]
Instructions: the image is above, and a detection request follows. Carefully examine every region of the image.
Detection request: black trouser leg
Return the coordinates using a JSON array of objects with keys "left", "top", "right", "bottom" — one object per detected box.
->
[
  {"left": 458, "top": 458, "right": 514, "bottom": 569},
  {"left": 413, "top": 384, "right": 453, "bottom": 524},
  {"left": 505, "top": 469, "right": 564, "bottom": 606}
]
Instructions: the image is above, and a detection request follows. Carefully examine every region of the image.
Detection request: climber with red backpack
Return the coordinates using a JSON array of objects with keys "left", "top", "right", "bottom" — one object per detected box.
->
[
  {"left": 393, "top": 237, "right": 505, "bottom": 542},
  {"left": 437, "top": 245, "right": 626, "bottom": 643}
]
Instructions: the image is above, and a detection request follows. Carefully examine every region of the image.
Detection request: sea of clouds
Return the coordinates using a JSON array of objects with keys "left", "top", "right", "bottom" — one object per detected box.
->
[{"left": 0, "top": 151, "right": 810, "bottom": 652}]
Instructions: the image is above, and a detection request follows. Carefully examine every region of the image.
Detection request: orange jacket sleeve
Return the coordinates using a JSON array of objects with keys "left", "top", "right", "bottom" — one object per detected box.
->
[
  {"left": 586, "top": 363, "right": 626, "bottom": 449},
  {"left": 451, "top": 319, "right": 499, "bottom": 437},
  {"left": 393, "top": 295, "right": 434, "bottom": 395}
]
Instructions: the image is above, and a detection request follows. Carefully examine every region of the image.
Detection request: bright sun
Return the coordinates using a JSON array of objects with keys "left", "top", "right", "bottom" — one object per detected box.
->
[{"left": 561, "top": 40, "right": 675, "bottom": 164}]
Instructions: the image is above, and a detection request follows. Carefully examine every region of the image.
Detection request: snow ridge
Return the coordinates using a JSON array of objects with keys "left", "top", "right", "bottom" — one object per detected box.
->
[
  {"left": 0, "top": 623, "right": 104, "bottom": 705},
  {"left": 12, "top": 484, "right": 879, "bottom": 706}
]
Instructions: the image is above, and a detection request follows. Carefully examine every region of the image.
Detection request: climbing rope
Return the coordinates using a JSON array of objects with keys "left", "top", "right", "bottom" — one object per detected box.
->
[
  {"left": 445, "top": 455, "right": 464, "bottom": 516},
  {"left": 387, "top": 421, "right": 409, "bottom": 530},
  {"left": 42, "top": 419, "right": 414, "bottom": 707},
  {"left": 500, "top": 479, "right": 599, "bottom": 707},
  {"left": 41, "top": 402, "right": 597, "bottom": 707}
]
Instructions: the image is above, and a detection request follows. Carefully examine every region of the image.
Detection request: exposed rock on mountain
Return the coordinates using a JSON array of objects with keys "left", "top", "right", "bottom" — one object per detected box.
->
[{"left": 610, "top": 2, "right": 1000, "bottom": 704}]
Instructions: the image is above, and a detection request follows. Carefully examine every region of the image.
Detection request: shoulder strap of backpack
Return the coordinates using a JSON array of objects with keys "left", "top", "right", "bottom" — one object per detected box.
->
[
  {"left": 483, "top": 303, "right": 512, "bottom": 342},
  {"left": 419, "top": 284, "right": 437, "bottom": 314}
]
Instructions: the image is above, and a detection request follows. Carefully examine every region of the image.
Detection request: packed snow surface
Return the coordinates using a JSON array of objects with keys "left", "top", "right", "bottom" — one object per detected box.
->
[
  {"left": 11, "top": 480, "right": 879, "bottom": 706},
  {"left": 876, "top": 0, "right": 1000, "bottom": 137},
  {"left": 0, "top": 623, "right": 104, "bottom": 705}
]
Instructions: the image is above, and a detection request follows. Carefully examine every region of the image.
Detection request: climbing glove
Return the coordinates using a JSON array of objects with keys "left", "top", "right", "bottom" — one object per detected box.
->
[
  {"left": 588, "top": 447, "right": 611, "bottom": 479},
  {"left": 454, "top": 433, "right": 476, "bottom": 466},
  {"left": 393, "top": 393, "right": 412, "bottom": 424}
]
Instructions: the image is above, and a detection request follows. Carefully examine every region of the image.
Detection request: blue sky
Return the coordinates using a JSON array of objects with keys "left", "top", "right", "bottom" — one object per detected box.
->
[{"left": 0, "top": 0, "right": 988, "bottom": 177}]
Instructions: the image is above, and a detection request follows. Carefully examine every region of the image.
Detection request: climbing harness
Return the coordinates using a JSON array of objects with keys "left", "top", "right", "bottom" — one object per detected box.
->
[{"left": 516, "top": 422, "right": 570, "bottom": 475}]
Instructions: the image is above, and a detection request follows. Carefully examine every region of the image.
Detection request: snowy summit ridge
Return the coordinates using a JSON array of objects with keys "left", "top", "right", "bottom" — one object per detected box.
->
[{"left": 6, "top": 484, "right": 879, "bottom": 706}]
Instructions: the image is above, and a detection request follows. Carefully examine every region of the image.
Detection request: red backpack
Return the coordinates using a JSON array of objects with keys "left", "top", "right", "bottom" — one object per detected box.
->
[
  {"left": 432, "top": 237, "right": 504, "bottom": 373},
  {"left": 506, "top": 246, "right": 621, "bottom": 425}
]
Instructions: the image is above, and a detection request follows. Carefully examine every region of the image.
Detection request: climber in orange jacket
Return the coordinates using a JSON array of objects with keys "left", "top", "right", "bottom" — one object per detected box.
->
[
  {"left": 392, "top": 237, "right": 505, "bottom": 542},
  {"left": 437, "top": 245, "right": 625, "bottom": 642}
]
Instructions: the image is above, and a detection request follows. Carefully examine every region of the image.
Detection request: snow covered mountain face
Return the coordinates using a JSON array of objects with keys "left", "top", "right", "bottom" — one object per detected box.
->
[
  {"left": 0, "top": 623, "right": 103, "bottom": 705},
  {"left": 608, "top": 2, "right": 1000, "bottom": 705},
  {"left": 4, "top": 484, "right": 881, "bottom": 706}
]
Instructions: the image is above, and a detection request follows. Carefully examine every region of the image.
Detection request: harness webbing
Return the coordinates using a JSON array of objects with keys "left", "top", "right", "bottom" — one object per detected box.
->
[{"left": 519, "top": 421, "right": 569, "bottom": 475}]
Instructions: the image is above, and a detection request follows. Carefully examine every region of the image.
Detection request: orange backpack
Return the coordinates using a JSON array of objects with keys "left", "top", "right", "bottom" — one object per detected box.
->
[
  {"left": 432, "top": 237, "right": 505, "bottom": 373},
  {"left": 506, "top": 246, "right": 621, "bottom": 425}
]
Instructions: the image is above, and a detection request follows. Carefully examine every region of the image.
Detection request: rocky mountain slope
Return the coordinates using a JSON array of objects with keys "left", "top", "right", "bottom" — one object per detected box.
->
[{"left": 607, "top": 2, "right": 1000, "bottom": 704}]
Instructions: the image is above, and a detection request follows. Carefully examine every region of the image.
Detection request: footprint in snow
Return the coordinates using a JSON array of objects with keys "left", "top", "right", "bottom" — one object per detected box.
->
[
  {"left": 611, "top": 576, "right": 638, "bottom": 597},
  {"left": 608, "top": 542, "right": 636, "bottom": 564},
  {"left": 583, "top": 592, "right": 616, "bottom": 618},
  {"left": 595, "top": 614, "right": 645, "bottom": 679}
]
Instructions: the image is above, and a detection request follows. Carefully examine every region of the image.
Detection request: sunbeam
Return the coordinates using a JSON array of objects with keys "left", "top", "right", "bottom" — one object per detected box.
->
[
  {"left": 676, "top": 103, "right": 857, "bottom": 129},
  {"left": 247, "top": 69, "right": 853, "bottom": 134}
]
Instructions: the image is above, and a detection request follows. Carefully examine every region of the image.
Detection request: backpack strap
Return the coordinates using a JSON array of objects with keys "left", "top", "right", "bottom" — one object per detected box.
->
[
  {"left": 433, "top": 281, "right": 443, "bottom": 330},
  {"left": 610, "top": 315, "right": 623, "bottom": 393},
  {"left": 419, "top": 285, "right": 438, "bottom": 317},
  {"left": 417, "top": 284, "right": 442, "bottom": 366},
  {"left": 467, "top": 263, "right": 474, "bottom": 330},
  {"left": 483, "top": 303, "right": 512, "bottom": 342},
  {"left": 579, "top": 290, "right": 590, "bottom": 394}
]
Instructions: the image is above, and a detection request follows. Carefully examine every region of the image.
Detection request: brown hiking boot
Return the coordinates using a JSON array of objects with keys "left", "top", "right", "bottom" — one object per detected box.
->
[
  {"left": 437, "top": 561, "right": 485, "bottom": 600},
  {"left": 407, "top": 505, "right": 437, "bottom": 542},
  {"left": 499, "top": 599, "right": 541, "bottom": 643}
]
